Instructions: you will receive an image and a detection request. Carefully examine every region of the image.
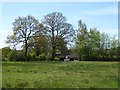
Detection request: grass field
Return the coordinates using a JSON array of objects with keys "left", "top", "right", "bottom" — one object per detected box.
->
[{"left": 2, "top": 61, "right": 118, "bottom": 88}]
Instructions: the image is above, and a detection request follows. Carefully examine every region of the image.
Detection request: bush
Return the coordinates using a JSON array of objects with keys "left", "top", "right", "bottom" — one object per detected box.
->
[
  {"left": 8, "top": 51, "right": 16, "bottom": 61},
  {"left": 29, "top": 53, "right": 37, "bottom": 61},
  {"left": 16, "top": 52, "right": 25, "bottom": 61},
  {"left": 53, "top": 57, "right": 59, "bottom": 61},
  {"left": 26, "top": 54, "right": 32, "bottom": 61},
  {"left": 46, "top": 55, "right": 52, "bottom": 61},
  {"left": 35, "top": 56, "right": 39, "bottom": 61},
  {"left": 16, "top": 56, "right": 25, "bottom": 61},
  {"left": 8, "top": 50, "right": 25, "bottom": 61},
  {"left": 32, "top": 54, "right": 37, "bottom": 61},
  {"left": 39, "top": 54, "right": 46, "bottom": 61}
]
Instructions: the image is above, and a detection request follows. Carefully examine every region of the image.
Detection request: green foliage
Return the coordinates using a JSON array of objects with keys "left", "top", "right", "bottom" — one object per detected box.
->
[
  {"left": 46, "top": 55, "right": 52, "bottom": 61},
  {"left": 28, "top": 33, "right": 49, "bottom": 56},
  {"left": 26, "top": 54, "right": 32, "bottom": 61},
  {"left": 53, "top": 57, "right": 60, "bottom": 61},
  {"left": 56, "top": 36, "right": 69, "bottom": 55},
  {"left": 39, "top": 54, "right": 46, "bottom": 61},
  {"left": 16, "top": 51, "right": 25, "bottom": 61},
  {"left": 8, "top": 50, "right": 17, "bottom": 61},
  {"left": 26, "top": 53, "right": 40, "bottom": 61},
  {"left": 30, "top": 53, "right": 37, "bottom": 61},
  {"left": 10, "top": 50, "right": 25, "bottom": 61},
  {"left": 2, "top": 47, "right": 11, "bottom": 61},
  {"left": 75, "top": 20, "right": 119, "bottom": 61}
]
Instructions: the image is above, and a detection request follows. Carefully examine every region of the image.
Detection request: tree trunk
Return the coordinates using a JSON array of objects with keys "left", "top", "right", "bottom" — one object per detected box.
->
[
  {"left": 25, "top": 40, "right": 28, "bottom": 61},
  {"left": 51, "top": 27, "right": 55, "bottom": 61},
  {"left": 36, "top": 50, "right": 39, "bottom": 56},
  {"left": 52, "top": 45, "right": 56, "bottom": 61}
]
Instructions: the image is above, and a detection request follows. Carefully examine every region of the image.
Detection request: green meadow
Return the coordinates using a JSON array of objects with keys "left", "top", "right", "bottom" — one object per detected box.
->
[{"left": 2, "top": 61, "right": 118, "bottom": 88}]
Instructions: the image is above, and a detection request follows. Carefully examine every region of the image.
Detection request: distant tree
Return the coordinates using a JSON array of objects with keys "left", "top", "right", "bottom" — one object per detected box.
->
[
  {"left": 115, "top": 40, "right": 120, "bottom": 60},
  {"left": 108, "top": 35, "right": 119, "bottom": 60},
  {"left": 75, "top": 20, "right": 88, "bottom": 60},
  {"left": 99, "top": 33, "right": 110, "bottom": 59},
  {"left": 42, "top": 12, "right": 74, "bottom": 60},
  {"left": 2, "top": 47, "right": 11, "bottom": 61},
  {"left": 89, "top": 28, "right": 101, "bottom": 59},
  {"left": 76, "top": 20, "right": 101, "bottom": 60},
  {"left": 6, "top": 16, "right": 45, "bottom": 60},
  {"left": 76, "top": 20, "right": 119, "bottom": 61}
]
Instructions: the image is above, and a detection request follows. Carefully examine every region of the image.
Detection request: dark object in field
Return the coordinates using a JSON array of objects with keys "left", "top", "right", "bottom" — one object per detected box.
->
[
  {"left": 70, "top": 57, "right": 74, "bottom": 61},
  {"left": 74, "top": 57, "right": 78, "bottom": 60},
  {"left": 59, "top": 56, "right": 65, "bottom": 61}
]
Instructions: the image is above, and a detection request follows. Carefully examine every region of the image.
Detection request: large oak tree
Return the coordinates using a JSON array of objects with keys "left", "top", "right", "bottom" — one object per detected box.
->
[
  {"left": 42, "top": 12, "right": 74, "bottom": 60},
  {"left": 6, "top": 15, "right": 45, "bottom": 60}
]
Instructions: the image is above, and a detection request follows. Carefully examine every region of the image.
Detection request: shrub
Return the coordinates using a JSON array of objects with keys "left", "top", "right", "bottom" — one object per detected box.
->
[
  {"left": 8, "top": 51, "right": 16, "bottom": 61},
  {"left": 46, "top": 55, "right": 52, "bottom": 61},
  {"left": 16, "top": 56, "right": 25, "bottom": 61},
  {"left": 8, "top": 50, "right": 25, "bottom": 61},
  {"left": 39, "top": 54, "right": 46, "bottom": 61},
  {"left": 36, "top": 56, "right": 40, "bottom": 61},
  {"left": 26, "top": 54, "right": 32, "bottom": 61},
  {"left": 29, "top": 53, "right": 37, "bottom": 61},
  {"left": 53, "top": 57, "right": 60, "bottom": 61},
  {"left": 2, "top": 47, "right": 11, "bottom": 61}
]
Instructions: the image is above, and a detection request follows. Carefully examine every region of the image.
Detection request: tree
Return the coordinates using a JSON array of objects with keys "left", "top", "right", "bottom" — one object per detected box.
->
[
  {"left": 28, "top": 33, "right": 49, "bottom": 56},
  {"left": 42, "top": 12, "right": 74, "bottom": 60},
  {"left": 99, "top": 33, "right": 111, "bottom": 60},
  {"left": 75, "top": 20, "right": 89, "bottom": 60},
  {"left": 76, "top": 19, "right": 119, "bottom": 61},
  {"left": 2, "top": 47, "right": 11, "bottom": 61},
  {"left": 108, "top": 35, "right": 119, "bottom": 60},
  {"left": 76, "top": 20, "right": 101, "bottom": 60},
  {"left": 89, "top": 28, "right": 100, "bottom": 59},
  {"left": 6, "top": 16, "right": 45, "bottom": 60},
  {"left": 55, "top": 35, "right": 69, "bottom": 55}
]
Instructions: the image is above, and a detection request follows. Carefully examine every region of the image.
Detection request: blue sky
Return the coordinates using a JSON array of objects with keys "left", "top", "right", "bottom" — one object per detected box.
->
[{"left": 0, "top": 2, "right": 118, "bottom": 48}]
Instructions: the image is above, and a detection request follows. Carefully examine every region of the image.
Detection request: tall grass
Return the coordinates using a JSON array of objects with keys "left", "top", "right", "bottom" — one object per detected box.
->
[{"left": 2, "top": 61, "right": 118, "bottom": 88}]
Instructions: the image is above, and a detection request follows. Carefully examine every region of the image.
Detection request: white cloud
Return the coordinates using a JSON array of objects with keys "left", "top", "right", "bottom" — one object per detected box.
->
[{"left": 83, "top": 6, "right": 118, "bottom": 15}]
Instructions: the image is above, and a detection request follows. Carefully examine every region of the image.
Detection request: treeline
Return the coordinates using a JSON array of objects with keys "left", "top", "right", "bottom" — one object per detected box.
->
[
  {"left": 75, "top": 20, "right": 120, "bottom": 61},
  {"left": 1, "top": 12, "right": 120, "bottom": 61},
  {"left": 2, "top": 47, "right": 53, "bottom": 61}
]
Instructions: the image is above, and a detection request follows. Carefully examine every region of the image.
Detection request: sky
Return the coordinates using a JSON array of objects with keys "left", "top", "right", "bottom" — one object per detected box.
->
[{"left": 0, "top": 2, "right": 118, "bottom": 49}]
